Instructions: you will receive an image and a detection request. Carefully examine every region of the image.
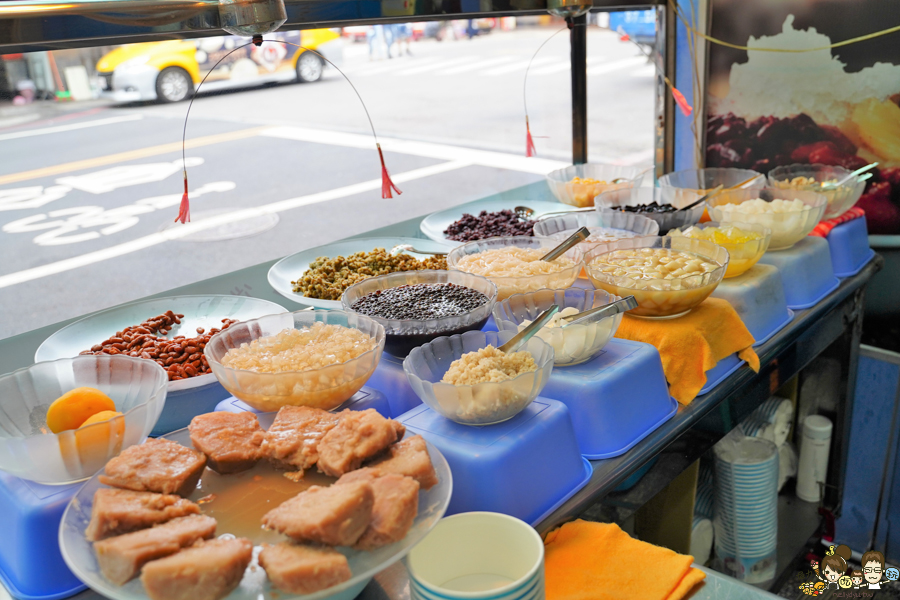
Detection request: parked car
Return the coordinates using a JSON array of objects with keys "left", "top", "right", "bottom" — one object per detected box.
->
[
  {"left": 342, "top": 26, "right": 368, "bottom": 42},
  {"left": 96, "top": 29, "right": 343, "bottom": 103}
]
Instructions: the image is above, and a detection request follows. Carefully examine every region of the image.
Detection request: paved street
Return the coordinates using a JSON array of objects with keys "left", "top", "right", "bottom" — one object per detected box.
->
[{"left": 0, "top": 25, "right": 655, "bottom": 339}]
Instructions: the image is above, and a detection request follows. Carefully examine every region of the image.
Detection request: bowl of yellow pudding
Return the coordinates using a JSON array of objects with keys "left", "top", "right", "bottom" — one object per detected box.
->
[
  {"left": 667, "top": 222, "right": 771, "bottom": 278},
  {"left": 584, "top": 236, "right": 729, "bottom": 319},
  {"left": 493, "top": 288, "right": 624, "bottom": 366},
  {"left": 447, "top": 236, "right": 583, "bottom": 301}
]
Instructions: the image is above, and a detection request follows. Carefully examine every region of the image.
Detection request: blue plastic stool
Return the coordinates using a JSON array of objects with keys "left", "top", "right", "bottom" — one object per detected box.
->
[
  {"left": 711, "top": 264, "right": 794, "bottom": 346},
  {"left": 827, "top": 217, "right": 875, "bottom": 277},
  {"left": 758, "top": 237, "right": 840, "bottom": 309}
]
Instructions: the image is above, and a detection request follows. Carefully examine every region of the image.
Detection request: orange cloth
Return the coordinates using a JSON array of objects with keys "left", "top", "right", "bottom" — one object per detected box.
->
[
  {"left": 544, "top": 520, "right": 706, "bottom": 600},
  {"left": 614, "top": 298, "right": 760, "bottom": 405}
]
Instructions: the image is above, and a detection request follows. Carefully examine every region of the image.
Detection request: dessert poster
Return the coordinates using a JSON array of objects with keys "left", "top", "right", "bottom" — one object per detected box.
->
[{"left": 705, "top": 0, "right": 900, "bottom": 233}]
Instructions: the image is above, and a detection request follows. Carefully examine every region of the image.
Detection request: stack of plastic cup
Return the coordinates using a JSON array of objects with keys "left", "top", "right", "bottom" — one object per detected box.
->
[{"left": 713, "top": 435, "right": 779, "bottom": 584}]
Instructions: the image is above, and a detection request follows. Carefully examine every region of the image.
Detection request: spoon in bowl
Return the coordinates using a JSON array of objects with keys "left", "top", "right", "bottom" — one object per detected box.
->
[
  {"left": 560, "top": 296, "right": 638, "bottom": 328},
  {"left": 677, "top": 184, "right": 724, "bottom": 212},
  {"left": 390, "top": 243, "right": 446, "bottom": 257},
  {"left": 498, "top": 305, "right": 560, "bottom": 354},
  {"left": 820, "top": 162, "right": 878, "bottom": 190},
  {"left": 540, "top": 226, "right": 590, "bottom": 262}
]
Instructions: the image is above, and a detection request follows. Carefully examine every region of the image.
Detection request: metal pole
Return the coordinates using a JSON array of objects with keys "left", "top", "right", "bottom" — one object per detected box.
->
[{"left": 570, "top": 13, "right": 587, "bottom": 165}]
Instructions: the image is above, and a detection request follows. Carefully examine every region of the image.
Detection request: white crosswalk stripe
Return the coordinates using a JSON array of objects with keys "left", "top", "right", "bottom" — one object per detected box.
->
[
  {"left": 528, "top": 56, "right": 606, "bottom": 75},
  {"left": 395, "top": 56, "right": 476, "bottom": 75},
  {"left": 480, "top": 56, "right": 555, "bottom": 75},
  {"left": 586, "top": 56, "right": 648, "bottom": 76},
  {"left": 439, "top": 55, "right": 516, "bottom": 74}
]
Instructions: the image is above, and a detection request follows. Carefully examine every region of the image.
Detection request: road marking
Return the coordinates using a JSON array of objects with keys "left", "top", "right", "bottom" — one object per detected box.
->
[
  {"left": 0, "top": 114, "right": 143, "bottom": 142},
  {"left": 261, "top": 125, "right": 567, "bottom": 175},
  {"left": 481, "top": 57, "right": 554, "bottom": 76},
  {"left": 586, "top": 56, "right": 647, "bottom": 76},
  {"left": 395, "top": 56, "right": 476, "bottom": 76},
  {"left": 0, "top": 127, "right": 267, "bottom": 186},
  {"left": 352, "top": 57, "right": 436, "bottom": 76},
  {"left": 0, "top": 160, "right": 470, "bottom": 289},
  {"left": 440, "top": 56, "right": 515, "bottom": 74}
]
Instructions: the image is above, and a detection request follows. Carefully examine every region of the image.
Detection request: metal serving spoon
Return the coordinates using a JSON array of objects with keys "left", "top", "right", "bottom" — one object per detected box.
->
[
  {"left": 540, "top": 226, "right": 590, "bottom": 262},
  {"left": 560, "top": 295, "right": 638, "bottom": 328},
  {"left": 677, "top": 184, "right": 725, "bottom": 212},
  {"left": 390, "top": 243, "right": 446, "bottom": 257},
  {"left": 498, "top": 305, "right": 560, "bottom": 354}
]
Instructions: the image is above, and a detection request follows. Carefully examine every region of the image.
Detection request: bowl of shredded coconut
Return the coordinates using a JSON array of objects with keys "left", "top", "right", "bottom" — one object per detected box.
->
[
  {"left": 707, "top": 188, "right": 827, "bottom": 250},
  {"left": 403, "top": 330, "right": 554, "bottom": 425},
  {"left": 447, "top": 236, "right": 583, "bottom": 300},
  {"left": 204, "top": 309, "right": 384, "bottom": 411}
]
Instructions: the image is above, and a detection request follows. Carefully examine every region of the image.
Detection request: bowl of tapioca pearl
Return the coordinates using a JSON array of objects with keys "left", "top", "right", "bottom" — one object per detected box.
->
[{"left": 584, "top": 236, "right": 729, "bottom": 319}]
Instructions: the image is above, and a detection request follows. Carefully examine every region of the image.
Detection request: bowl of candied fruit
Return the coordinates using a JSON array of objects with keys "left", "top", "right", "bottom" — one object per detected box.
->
[
  {"left": 546, "top": 164, "right": 647, "bottom": 208},
  {"left": 584, "top": 236, "right": 729, "bottom": 318},
  {"left": 341, "top": 270, "right": 498, "bottom": 358},
  {"left": 667, "top": 222, "right": 771, "bottom": 278},
  {"left": 768, "top": 164, "right": 867, "bottom": 220}
]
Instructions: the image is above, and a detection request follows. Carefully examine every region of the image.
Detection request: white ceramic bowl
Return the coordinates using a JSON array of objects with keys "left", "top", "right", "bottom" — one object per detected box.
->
[
  {"left": 706, "top": 189, "right": 828, "bottom": 250},
  {"left": 403, "top": 330, "right": 554, "bottom": 426},
  {"left": 545, "top": 163, "right": 647, "bottom": 208},
  {"left": 407, "top": 512, "right": 544, "bottom": 600},
  {"left": 493, "top": 288, "right": 624, "bottom": 366},
  {"left": 0, "top": 355, "right": 167, "bottom": 484}
]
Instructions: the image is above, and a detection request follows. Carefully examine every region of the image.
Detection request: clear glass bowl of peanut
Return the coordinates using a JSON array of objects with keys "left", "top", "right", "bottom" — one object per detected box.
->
[
  {"left": 584, "top": 236, "right": 729, "bottom": 319},
  {"left": 767, "top": 164, "right": 866, "bottom": 220}
]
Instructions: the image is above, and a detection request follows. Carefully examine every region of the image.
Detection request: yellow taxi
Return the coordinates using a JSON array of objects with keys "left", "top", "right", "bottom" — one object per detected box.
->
[{"left": 96, "top": 29, "right": 342, "bottom": 103}]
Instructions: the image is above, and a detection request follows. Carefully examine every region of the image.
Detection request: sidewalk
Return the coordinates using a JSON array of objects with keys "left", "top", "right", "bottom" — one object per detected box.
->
[{"left": 0, "top": 97, "right": 113, "bottom": 130}]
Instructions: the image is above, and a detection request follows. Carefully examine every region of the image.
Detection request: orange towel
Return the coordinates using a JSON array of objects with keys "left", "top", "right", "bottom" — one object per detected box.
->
[
  {"left": 544, "top": 520, "right": 706, "bottom": 600},
  {"left": 614, "top": 297, "right": 760, "bottom": 404}
]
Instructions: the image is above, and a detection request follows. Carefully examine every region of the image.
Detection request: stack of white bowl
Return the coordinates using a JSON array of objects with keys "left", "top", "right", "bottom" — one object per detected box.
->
[
  {"left": 713, "top": 435, "right": 779, "bottom": 584},
  {"left": 407, "top": 512, "right": 545, "bottom": 600},
  {"left": 738, "top": 397, "right": 797, "bottom": 491},
  {"left": 691, "top": 463, "right": 715, "bottom": 565}
]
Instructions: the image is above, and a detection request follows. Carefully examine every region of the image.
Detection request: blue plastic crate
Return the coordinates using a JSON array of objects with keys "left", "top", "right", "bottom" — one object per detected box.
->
[
  {"left": 213, "top": 386, "right": 391, "bottom": 418},
  {"left": 827, "top": 217, "right": 875, "bottom": 277},
  {"left": 710, "top": 264, "right": 794, "bottom": 347},
  {"left": 542, "top": 339, "right": 676, "bottom": 459},
  {"left": 0, "top": 473, "right": 86, "bottom": 600},
  {"left": 398, "top": 398, "right": 591, "bottom": 526},
  {"left": 699, "top": 354, "right": 745, "bottom": 395},
  {"left": 365, "top": 353, "right": 423, "bottom": 418},
  {"left": 151, "top": 380, "right": 231, "bottom": 436},
  {"left": 758, "top": 237, "right": 840, "bottom": 309}
]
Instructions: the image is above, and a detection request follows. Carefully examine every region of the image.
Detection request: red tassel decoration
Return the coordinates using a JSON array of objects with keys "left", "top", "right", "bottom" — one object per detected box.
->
[
  {"left": 378, "top": 143, "right": 401, "bottom": 199},
  {"left": 525, "top": 116, "right": 537, "bottom": 158},
  {"left": 176, "top": 172, "right": 190, "bottom": 223},
  {"left": 672, "top": 87, "right": 693, "bottom": 117}
]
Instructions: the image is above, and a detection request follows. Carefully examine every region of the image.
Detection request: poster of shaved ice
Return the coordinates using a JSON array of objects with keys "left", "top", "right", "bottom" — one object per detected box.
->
[{"left": 705, "top": 0, "right": 900, "bottom": 233}]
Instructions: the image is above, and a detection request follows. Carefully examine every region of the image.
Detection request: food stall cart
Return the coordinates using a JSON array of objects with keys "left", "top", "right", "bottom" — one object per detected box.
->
[{"left": 0, "top": 0, "right": 884, "bottom": 599}]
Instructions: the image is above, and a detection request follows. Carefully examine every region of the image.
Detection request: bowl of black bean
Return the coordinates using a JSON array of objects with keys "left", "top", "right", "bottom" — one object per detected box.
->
[
  {"left": 341, "top": 270, "right": 498, "bottom": 358},
  {"left": 595, "top": 188, "right": 708, "bottom": 234}
]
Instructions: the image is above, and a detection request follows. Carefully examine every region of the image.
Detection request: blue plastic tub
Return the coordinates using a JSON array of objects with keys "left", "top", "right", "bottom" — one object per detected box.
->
[
  {"left": 541, "top": 339, "right": 677, "bottom": 459},
  {"left": 213, "top": 387, "right": 391, "bottom": 418},
  {"left": 758, "top": 237, "right": 840, "bottom": 309},
  {"left": 151, "top": 380, "right": 231, "bottom": 436},
  {"left": 827, "top": 217, "right": 875, "bottom": 277},
  {"left": 398, "top": 398, "right": 590, "bottom": 526},
  {"left": 710, "top": 264, "right": 794, "bottom": 347},
  {"left": 365, "top": 353, "right": 423, "bottom": 418},
  {"left": 614, "top": 456, "right": 660, "bottom": 492},
  {"left": 0, "top": 472, "right": 86, "bottom": 600},
  {"left": 699, "top": 354, "right": 745, "bottom": 395}
]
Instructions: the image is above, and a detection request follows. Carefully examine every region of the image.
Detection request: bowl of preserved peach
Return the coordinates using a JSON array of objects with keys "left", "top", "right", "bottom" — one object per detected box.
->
[
  {"left": 447, "top": 236, "right": 583, "bottom": 301},
  {"left": 667, "top": 222, "right": 771, "bottom": 278},
  {"left": 584, "top": 236, "right": 729, "bottom": 319},
  {"left": 0, "top": 355, "right": 167, "bottom": 484},
  {"left": 546, "top": 164, "right": 647, "bottom": 208},
  {"left": 204, "top": 309, "right": 385, "bottom": 412}
]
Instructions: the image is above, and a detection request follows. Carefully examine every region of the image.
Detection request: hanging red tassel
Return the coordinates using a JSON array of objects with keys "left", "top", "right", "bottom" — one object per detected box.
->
[
  {"left": 176, "top": 172, "right": 190, "bottom": 223},
  {"left": 672, "top": 87, "right": 693, "bottom": 117},
  {"left": 377, "top": 143, "right": 401, "bottom": 199},
  {"left": 525, "top": 116, "right": 537, "bottom": 157}
]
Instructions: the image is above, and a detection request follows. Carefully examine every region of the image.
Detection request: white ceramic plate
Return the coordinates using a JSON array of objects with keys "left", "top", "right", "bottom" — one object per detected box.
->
[
  {"left": 59, "top": 413, "right": 453, "bottom": 600},
  {"left": 268, "top": 237, "right": 457, "bottom": 310},
  {"left": 419, "top": 199, "right": 577, "bottom": 243},
  {"left": 35, "top": 295, "right": 287, "bottom": 393}
]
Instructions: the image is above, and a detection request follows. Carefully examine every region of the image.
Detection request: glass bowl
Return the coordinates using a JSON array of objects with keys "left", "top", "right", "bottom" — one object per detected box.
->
[
  {"left": 595, "top": 187, "right": 708, "bottom": 234},
  {"left": 706, "top": 188, "right": 828, "bottom": 250},
  {"left": 667, "top": 221, "right": 772, "bottom": 278},
  {"left": 403, "top": 330, "right": 554, "bottom": 425},
  {"left": 768, "top": 164, "right": 866, "bottom": 220},
  {"left": 340, "top": 270, "right": 498, "bottom": 358},
  {"left": 545, "top": 164, "right": 647, "bottom": 208},
  {"left": 658, "top": 168, "right": 766, "bottom": 193},
  {"left": 533, "top": 210, "right": 660, "bottom": 255},
  {"left": 204, "top": 310, "right": 385, "bottom": 412},
  {"left": 0, "top": 355, "right": 167, "bottom": 484},
  {"left": 447, "top": 236, "right": 583, "bottom": 301},
  {"left": 492, "top": 288, "right": 624, "bottom": 366},
  {"left": 584, "top": 236, "right": 729, "bottom": 319}
]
